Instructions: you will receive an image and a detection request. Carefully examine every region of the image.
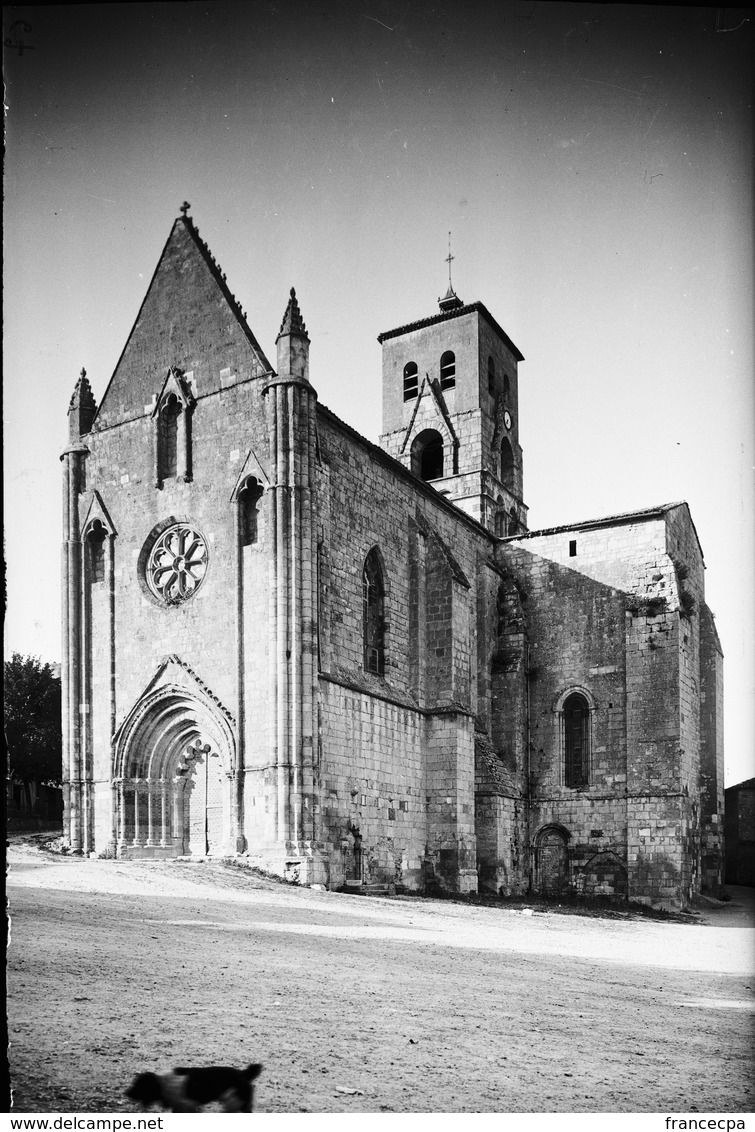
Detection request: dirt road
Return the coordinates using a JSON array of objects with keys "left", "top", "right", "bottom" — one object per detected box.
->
[{"left": 6, "top": 835, "right": 754, "bottom": 1113}]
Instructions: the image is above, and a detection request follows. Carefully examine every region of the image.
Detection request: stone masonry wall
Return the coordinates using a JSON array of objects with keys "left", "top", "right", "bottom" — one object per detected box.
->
[
  {"left": 699, "top": 602, "right": 725, "bottom": 891},
  {"left": 474, "top": 733, "right": 529, "bottom": 895},
  {"left": 83, "top": 373, "right": 272, "bottom": 853},
  {"left": 474, "top": 795, "right": 529, "bottom": 896},
  {"left": 477, "top": 319, "right": 521, "bottom": 459},
  {"left": 86, "top": 575, "right": 113, "bottom": 852},
  {"left": 316, "top": 409, "right": 487, "bottom": 702},
  {"left": 318, "top": 678, "right": 426, "bottom": 889},
  {"left": 425, "top": 537, "right": 454, "bottom": 705},
  {"left": 425, "top": 711, "right": 478, "bottom": 892},
  {"left": 315, "top": 408, "right": 489, "bottom": 889},
  {"left": 490, "top": 574, "right": 529, "bottom": 780},
  {"left": 662, "top": 505, "right": 706, "bottom": 900},
  {"left": 499, "top": 542, "right": 630, "bottom": 899},
  {"left": 497, "top": 507, "right": 716, "bottom": 908},
  {"left": 623, "top": 568, "right": 685, "bottom": 906},
  {"left": 473, "top": 562, "right": 530, "bottom": 894}
]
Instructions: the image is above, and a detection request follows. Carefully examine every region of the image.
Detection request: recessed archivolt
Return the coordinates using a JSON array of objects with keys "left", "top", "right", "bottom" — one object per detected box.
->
[{"left": 113, "top": 682, "right": 236, "bottom": 781}]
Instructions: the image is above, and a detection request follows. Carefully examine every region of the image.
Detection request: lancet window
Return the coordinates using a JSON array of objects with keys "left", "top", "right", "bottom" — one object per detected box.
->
[
  {"left": 153, "top": 369, "right": 195, "bottom": 488},
  {"left": 363, "top": 549, "right": 385, "bottom": 676},
  {"left": 238, "top": 477, "right": 264, "bottom": 545},
  {"left": 563, "top": 693, "right": 590, "bottom": 788},
  {"left": 88, "top": 520, "right": 107, "bottom": 583}
]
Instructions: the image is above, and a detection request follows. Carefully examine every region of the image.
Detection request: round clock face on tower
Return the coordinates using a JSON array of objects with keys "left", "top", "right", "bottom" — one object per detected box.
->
[{"left": 503, "top": 410, "right": 512, "bottom": 430}]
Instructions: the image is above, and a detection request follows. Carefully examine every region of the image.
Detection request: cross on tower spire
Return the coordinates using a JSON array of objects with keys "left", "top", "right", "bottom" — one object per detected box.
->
[
  {"left": 179, "top": 201, "right": 191, "bottom": 218},
  {"left": 438, "top": 229, "right": 463, "bottom": 311},
  {"left": 445, "top": 230, "right": 455, "bottom": 290}
]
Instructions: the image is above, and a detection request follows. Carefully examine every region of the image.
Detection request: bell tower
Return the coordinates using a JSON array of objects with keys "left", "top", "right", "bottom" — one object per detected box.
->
[{"left": 378, "top": 271, "right": 527, "bottom": 535}]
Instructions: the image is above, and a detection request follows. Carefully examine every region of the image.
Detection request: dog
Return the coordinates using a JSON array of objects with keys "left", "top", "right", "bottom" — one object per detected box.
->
[{"left": 125, "top": 1064, "right": 263, "bottom": 1112}]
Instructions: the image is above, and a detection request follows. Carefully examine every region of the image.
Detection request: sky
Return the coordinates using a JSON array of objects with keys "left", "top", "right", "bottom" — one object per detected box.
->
[{"left": 4, "top": 1, "right": 753, "bottom": 786}]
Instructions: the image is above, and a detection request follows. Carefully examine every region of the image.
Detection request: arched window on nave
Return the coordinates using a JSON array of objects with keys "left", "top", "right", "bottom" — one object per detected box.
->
[
  {"left": 363, "top": 549, "right": 385, "bottom": 676},
  {"left": 564, "top": 693, "right": 590, "bottom": 787}
]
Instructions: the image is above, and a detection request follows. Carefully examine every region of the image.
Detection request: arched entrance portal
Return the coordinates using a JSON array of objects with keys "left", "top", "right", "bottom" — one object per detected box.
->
[{"left": 113, "top": 685, "right": 236, "bottom": 858}]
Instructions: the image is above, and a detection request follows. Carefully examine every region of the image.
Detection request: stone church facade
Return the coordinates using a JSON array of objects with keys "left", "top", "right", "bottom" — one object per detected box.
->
[{"left": 61, "top": 209, "right": 724, "bottom": 908}]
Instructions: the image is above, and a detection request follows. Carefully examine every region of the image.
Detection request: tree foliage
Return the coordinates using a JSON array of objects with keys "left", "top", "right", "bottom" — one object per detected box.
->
[{"left": 4, "top": 653, "right": 62, "bottom": 783}]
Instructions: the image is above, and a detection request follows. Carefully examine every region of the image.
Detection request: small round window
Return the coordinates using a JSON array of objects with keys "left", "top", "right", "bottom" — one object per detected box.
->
[{"left": 145, "top": 522, "right": 208, "bottom": 605}]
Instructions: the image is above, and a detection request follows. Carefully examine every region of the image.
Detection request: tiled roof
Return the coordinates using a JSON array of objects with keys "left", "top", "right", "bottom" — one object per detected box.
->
[
  {"left": 726, "top": 777, "right": 755, "bottom": 792},
  {"left": 316, "top": 402, "right": 494, "bottom": 542},
  {"left": 377, "top": 301, "right": 525, "bottom": 361},
  {"left": 180, "top": 214, "right": 261, "bottom": 344},
  {"left": 503, "top": 502, "right": 689, "bottom": 540}
]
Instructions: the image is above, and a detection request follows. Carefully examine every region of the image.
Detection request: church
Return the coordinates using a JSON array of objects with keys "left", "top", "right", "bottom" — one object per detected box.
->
[{"left": 61, "top": 207, "right": 724, "bottom": 909}]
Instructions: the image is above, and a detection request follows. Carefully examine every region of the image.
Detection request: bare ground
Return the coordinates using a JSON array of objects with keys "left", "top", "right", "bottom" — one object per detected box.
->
[{"left": 6, "top": 833, "right": 755, "bottom": 1114}]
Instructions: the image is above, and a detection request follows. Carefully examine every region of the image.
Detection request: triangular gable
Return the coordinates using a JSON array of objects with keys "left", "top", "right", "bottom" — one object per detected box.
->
[
  {"left": 113, "top": 654, "right": 236, "bottom": 746},
  {"left": 399, "top": 377, "right": 459, "bottom": 457},
  {"left": 426, "top": 379, "right": 459, "bottom": 446},
  {"left": 229, "top": 447, "right": 271, "bottom": 500},
  {"left": 95, "top": 217, "right": 273, "bottom": 430},
  {"left": 111, "top": 654, "right": 237, "bottom": 779},
  {"left": 80, "top": 490, "right": 117, "bottom": 537},
  {"left": 401, "top": 376, "right": 430, "bottom": 453},
  {"left": 151, "top": 367, "right": 197, "bottom": 418}
]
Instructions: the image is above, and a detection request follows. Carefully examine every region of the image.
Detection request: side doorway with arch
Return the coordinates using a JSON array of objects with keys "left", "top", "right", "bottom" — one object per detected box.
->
[{"left": 534, "top": 824, "right": 570, "bottom": 897}]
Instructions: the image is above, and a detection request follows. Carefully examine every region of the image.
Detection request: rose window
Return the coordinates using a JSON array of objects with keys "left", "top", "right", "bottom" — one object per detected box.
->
[{"left": 146, "top": 524, "right": 208, "bottom": 604}]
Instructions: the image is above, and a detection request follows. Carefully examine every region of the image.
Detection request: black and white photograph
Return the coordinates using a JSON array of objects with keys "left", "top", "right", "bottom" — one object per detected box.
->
[{"left": 4, "top": 1, "right": 753, "bottom": 1120}]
